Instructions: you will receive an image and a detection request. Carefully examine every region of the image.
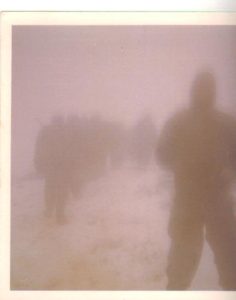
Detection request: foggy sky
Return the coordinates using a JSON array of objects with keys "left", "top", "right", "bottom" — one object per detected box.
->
[{"left": 12, "top": 26, "right": 236, "bottom": 175}]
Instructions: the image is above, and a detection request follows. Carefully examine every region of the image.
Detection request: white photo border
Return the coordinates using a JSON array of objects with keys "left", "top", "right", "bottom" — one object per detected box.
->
[{"left": 1, "top": 11, "right": 236, "bottom": 300}]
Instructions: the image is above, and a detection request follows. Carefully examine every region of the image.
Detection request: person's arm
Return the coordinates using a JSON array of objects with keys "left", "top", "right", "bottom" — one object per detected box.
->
[
  {"left": 156, "top": 118, "right": 177, "bottom": 169},
  {"left": 156, "top": 130, "right": 168, "bottom": 166}
]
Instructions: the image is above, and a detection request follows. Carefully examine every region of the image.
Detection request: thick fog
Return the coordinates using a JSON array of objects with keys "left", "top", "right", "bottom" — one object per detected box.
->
[{"left": 11, "top": 26, "right": 236, "bottom": 290}]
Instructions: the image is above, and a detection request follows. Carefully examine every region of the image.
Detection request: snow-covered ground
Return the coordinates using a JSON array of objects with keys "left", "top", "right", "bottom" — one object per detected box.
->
[{"left": 11, "top": 165, "right": 221, "bottom": 290}]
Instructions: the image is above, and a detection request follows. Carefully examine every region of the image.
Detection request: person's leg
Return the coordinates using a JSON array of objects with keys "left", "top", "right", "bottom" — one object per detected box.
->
[
  {"left": 44, "top": 178, "right": 55, "bottom": 218},
  {"left": 167, "top": 205, "right": 204, "bottom": 290},
  {"left": 205, "top": 196, "right": 236, "bottom": 290},
  {"left": 55, "top": 182, "right": 68, "bottom": 224}
]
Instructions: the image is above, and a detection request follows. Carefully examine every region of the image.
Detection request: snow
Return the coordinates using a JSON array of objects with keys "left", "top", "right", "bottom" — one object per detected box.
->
[{"left": 11, "top": 164, "right": 220, "bottom": 290}]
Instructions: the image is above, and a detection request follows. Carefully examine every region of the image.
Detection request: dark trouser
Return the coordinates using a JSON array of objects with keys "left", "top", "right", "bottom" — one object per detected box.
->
[
  {"left": 167, "top": 188, "right": 236, "bottom": 290},
  {"left": 44, "top": 176, "right": 69, "bottom": 223}
]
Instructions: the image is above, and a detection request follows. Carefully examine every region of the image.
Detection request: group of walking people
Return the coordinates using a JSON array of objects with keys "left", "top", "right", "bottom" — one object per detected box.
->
[{"left": 34, "top": 71, "right": 236, "bottom": 290}]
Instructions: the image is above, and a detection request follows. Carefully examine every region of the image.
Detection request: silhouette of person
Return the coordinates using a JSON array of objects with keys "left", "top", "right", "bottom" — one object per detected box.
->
[
  {"left": 34, "top": 115, "right": 70, "bottom": 224},
  {"left": 83, "top": 115, "right": 111, "bottom": 181},
  {"left": 156, "top": 72, "right": 236, "bottom": 290},
  {"left": 107, "top": 121, "right": 128, "bottom": 169},
  {"left": 65, "top": 114, "right": 88, "bottom": 198},
  {"left": 132, "top": 115, "right": 157, "bottom": 169}
]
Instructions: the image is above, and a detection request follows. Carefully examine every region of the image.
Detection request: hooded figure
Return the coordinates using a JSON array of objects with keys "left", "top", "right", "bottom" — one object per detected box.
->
[
  {"left": 34, "top": 115, "right": 70, "bottom": 224},
  {"left": 157, "top": 72, "right": 236, "bottom": 290}
]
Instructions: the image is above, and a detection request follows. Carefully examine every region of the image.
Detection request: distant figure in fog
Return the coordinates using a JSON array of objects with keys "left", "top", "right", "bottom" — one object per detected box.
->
[
  {"left": 104, "top": 120, "right": 128, "bottom": 169},
  {"left": 157, "top": 72, "right": 236, "bottom": 290},
  {"left": 86, "top": 115, "right": 110, "bottom": 179},
  {"left": 34, "top": 113, "right": 130, "bottom": 224},
  {"left": 66, "top": 114, "right": 87, "bottom": 197},
  {"left": 34, "top": 115, "right": 69, "bottom": 224},
  {"left": 132, "top": 115, "right": 157, "bottom": 169},
  {"left": 65, "top": 114, "right": 112, "bottom": 195}
]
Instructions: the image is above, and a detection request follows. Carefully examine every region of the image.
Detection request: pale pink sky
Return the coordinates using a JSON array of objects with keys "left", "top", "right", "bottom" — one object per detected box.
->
[{"left": 12, "top": 26, "right": 236, "bottom": 173}]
